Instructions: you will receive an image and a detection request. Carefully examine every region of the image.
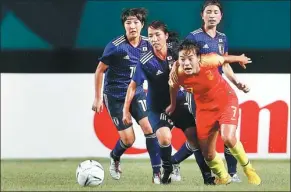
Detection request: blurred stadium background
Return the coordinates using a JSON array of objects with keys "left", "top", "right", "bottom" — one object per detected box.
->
[{"left": 1, "top": 0, "right": 290, "bottom": 191}]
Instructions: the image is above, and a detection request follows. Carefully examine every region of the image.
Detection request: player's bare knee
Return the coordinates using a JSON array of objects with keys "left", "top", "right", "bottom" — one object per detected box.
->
[
  {"left": 141, "top": 125, "right": 153, "bottom": 134},
  {"left": 120, "top": 129, "right": 135, "bottom": 146},
  {"left": 156, "top": 126, "right": 171, "bottom": 139},
  {"left": 221, "top": 135, "right": 236, "bottom": 148},
  {"left": 121, "top": 136, "right": 135, "bottom": 146},
  {"left": 158, "top": 135, "right": 171, "bottom": 146},
  {"left": 156, "top": 129, "right": 172, "bottom": 146},
  {"left": 138, "top": 117, "right": 153, "bottom": 134},
  {"left": 184, "top": 127, "right": 199, "bottom": 147},
  {"left": 138, "top": 117, "right": 154, "bottom": 134},
  {"left": 204, "top": 151, "right": 216, "bottom": 161}
]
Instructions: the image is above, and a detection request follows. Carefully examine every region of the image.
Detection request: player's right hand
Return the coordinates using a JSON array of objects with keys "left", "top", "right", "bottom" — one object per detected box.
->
[
  {"left": 92, "top": 98, "right": 103, "bottom": 114},
  {"left": 236, "top": 82, "right": 250, "bottom": 93},
  {"left": 238, "top": 54, "right": 252, "bottom": 69},
  {"left": 122, "top": 110, "right": 132, "bottom": 126}
]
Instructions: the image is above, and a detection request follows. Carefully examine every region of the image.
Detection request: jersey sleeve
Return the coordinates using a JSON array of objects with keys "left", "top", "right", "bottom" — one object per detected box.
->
[
  {"left": 200, "top": 53, "right": 225, "bottom": 68},
  {"left": 98, "top": 42, "right": 117, "bottom": 66},
  {"left": 132, "top": 62, "right": 145, "bottom": 86}
]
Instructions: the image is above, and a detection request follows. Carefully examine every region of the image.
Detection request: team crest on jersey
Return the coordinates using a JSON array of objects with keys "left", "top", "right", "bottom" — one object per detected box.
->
[
  {"left": 142, "top": 47, "right": 148, "bottom": 52},
  {"left": 219, "top": 39, "right": 223, "bottom": 42},
  {"left": 206, "top": 70, "right": 214, "bottom": 80},
  {"left": 218, "top": 43, "right": 225, "bottom": 55}
]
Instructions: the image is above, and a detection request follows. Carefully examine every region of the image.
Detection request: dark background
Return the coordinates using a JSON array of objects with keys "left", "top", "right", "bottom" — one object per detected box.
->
[{"left": 1, "top": 0, "right": 290, "bottom": 73}]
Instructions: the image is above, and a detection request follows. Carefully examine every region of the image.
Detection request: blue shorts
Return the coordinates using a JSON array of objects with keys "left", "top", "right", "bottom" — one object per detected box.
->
[
  {"left": 149, "top": 91, "right": 196, "bottom": 132},
  {"left": 104, "top": 92, "right": 148, "bottom": 131}
]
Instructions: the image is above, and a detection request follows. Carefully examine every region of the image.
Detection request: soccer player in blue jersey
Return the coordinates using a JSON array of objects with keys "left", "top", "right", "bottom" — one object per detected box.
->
[
  {"left": 92, "top": 8, "right": 161, "bottom": 184},
  {"left": 122, "top": 20, "right": 215, "bottom": 185},
  {"left": 171, "top": 0, "right": 250, "bottom": 182}
]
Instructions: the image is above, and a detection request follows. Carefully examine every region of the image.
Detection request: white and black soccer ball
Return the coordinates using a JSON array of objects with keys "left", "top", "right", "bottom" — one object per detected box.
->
[{"left": 76, "top": 160, "right": 104, "bottom": 186}]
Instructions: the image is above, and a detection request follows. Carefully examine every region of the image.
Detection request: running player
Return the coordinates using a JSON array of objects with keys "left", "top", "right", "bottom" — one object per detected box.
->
[
  {"left": 122, "top": 21, "right": 214, "bottom": 185},
  {"left": 92, "top": 8, "right": 161, "bottom": 184},
  {"left": 167, "top": 40, "right": 261, "bottom": 185},
  {"left": 172, "top": 0, "right": 250, "bottom": 182}
]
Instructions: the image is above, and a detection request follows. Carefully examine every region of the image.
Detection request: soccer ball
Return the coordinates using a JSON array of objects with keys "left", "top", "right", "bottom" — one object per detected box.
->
[{"left": 76, "top": 160, "right": 104, "bottom": 186}]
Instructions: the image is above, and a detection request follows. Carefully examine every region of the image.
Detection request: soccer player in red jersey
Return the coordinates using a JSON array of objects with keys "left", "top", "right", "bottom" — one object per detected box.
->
[{"left": 166, "top": 40, "right": 261, "bottom": 185}]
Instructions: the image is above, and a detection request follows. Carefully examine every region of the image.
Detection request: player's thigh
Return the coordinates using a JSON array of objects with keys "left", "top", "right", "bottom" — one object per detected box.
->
[
  {"left": 148, "top": 111, "right": 173, "bottom": 145},
  {"left": 170, "top": 103, "right": 198, "bottom": 147},
  {"left": 219, "top": 96, "right": 239, "bottom": 131},
  {"left": 130, "top": 92, "right": 148, "bottom": 123},
  {"left": 129, "top": 92, "right": 153, "bottom": 134},
  {"left": 218, "top": 96, "right": 239, "bottom": 146},
  {"left": 195, "top": 109, "right": 218, "bottom": 141},
  {"left": 148, "top": 111, "right": 174, "bottom": 133},
  {"left": 198, "top": 131, "right": 219, "bottom": 161},
  {"left": 171, "top": 103, "right": 196, "bottom": 132},
  {"left": 103, "top": 94, "right": 132, "bottom": 131}
]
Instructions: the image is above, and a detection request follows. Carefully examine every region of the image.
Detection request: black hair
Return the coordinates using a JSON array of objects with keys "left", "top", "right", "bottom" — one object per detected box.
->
[
  {"left": 121, "top": 8, "right": 148, "bottom": 25},
  {"left": 178, "top": 40, "right": 201, "bottom": 57},
  {"left": 148, "top": 20, "right": 180, "bottom": 59},
  {"left": 201, "top": 0, "right": 223, "bottom": 13}
]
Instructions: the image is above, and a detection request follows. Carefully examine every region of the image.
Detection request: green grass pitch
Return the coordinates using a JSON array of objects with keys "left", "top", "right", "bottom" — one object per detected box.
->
[{"left": 1, "top": 158, "right": 290, "bottom": 191}]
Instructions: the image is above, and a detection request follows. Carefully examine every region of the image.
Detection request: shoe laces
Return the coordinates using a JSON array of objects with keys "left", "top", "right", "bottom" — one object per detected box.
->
[
  {"left": 153, "top": 172, "right": 161, "bottom": 178},
  {"left": 173, "top": 165, "right": 180, "bottom": 175},
  {"left": 114, "top": 160, "right": 122, "bottom": 173}
]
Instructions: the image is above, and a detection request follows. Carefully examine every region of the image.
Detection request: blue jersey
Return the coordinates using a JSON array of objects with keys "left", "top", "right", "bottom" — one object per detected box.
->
[
  {"left": 132, "top": 50, "right": 178, "bottom": 112},
  {"left": 99, "top": 35, "right": 152, "bottom": 100},
  {"left": 185, "top": 28, "right": 228, "bottom": 74}
]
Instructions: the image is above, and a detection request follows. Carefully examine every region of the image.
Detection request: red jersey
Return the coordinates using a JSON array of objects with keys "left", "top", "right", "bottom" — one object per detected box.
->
[
  {"left": 170, "top": 54, "right": 239, "bottom": 139},
  {"left": 173, "top": 54, "right": 237, "bottom": 110}
]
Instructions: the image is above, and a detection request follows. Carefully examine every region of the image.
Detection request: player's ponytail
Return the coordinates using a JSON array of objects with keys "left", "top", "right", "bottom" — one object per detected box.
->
[
  {"left": 148, "top": 20, "right": 180, "bottom": 44},
  {"left": 167, "top": 31, "right": 180, "bottom": 61}
]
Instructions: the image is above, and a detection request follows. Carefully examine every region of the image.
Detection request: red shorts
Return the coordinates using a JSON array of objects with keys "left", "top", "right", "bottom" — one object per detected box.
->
[{"left": 195, "top": 92, "right": 239, "bottom": 140}]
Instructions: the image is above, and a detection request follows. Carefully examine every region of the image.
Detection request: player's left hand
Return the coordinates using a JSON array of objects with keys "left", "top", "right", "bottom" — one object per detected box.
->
[
  {"left": 165, "top": 104, "right": 176, "bottom": 116},
  {"left": 238, "top": 54, "right": 252, "bottom": 69},
  {"left": 236, "top": 82, "right": 250, "bottom": 93}
]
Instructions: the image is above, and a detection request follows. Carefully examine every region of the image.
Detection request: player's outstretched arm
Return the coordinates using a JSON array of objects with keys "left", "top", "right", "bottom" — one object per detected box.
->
[
  {"left": 200, "top": 53, "right": 252, "bottom": 68},
  {"left": 222, "top": 63, "right": 238, "bottom": 84},
  {"left": 92, "top": 62, "right": 108, "bottom": 113},
  {"left": 122, "top": 80, "right": 137, "bottom": 126},
  {"left": 222, "top": 63, "right": 250, "bottom": 93},
  {"left": 223, "top": 54, "right": 252, "bottom": 69}
]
